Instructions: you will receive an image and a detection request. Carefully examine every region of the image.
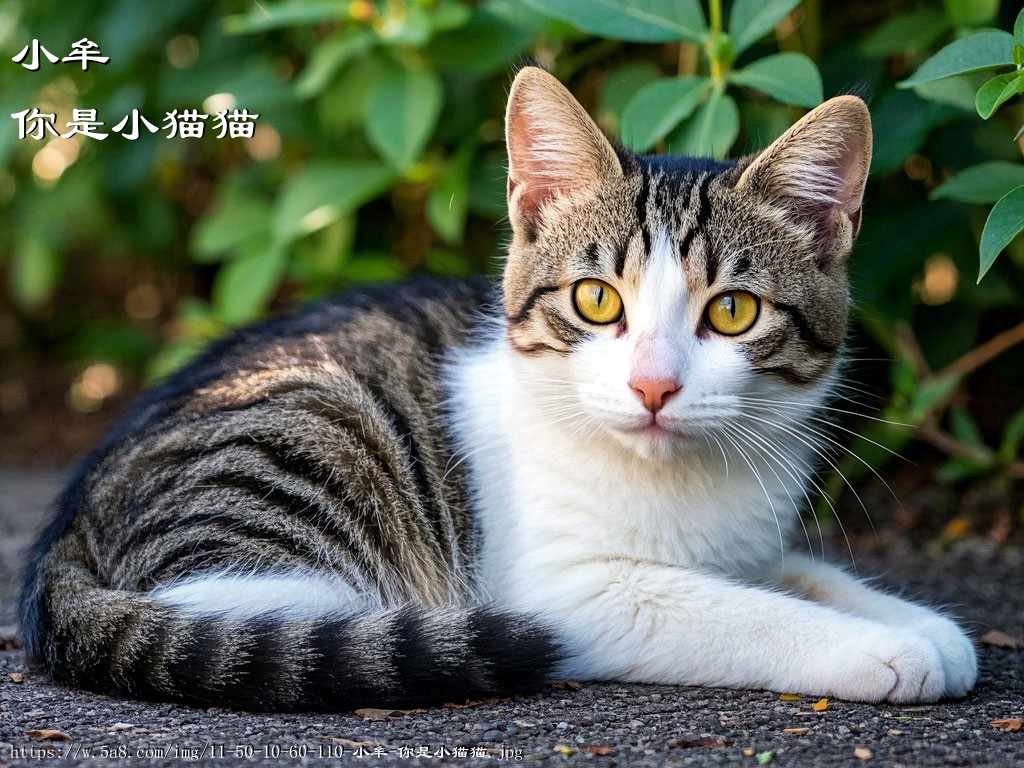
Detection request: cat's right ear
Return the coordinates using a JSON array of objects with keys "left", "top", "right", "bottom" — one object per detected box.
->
[{"left": 505, "top": 66, "right": 622, "bottom": 240}]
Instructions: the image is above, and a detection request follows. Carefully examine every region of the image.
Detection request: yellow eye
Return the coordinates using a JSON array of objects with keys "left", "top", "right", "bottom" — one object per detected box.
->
[
  {"left": 705, "top": 290, "right": 760, "bottom": 336},
  {"left": 573, "top": 279, "right": 623, "bottom": 325}
]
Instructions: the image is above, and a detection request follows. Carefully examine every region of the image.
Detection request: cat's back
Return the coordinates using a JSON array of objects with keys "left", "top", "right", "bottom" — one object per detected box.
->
[{"left": 27, "top": 275, "right": 495, "bottom": 614}]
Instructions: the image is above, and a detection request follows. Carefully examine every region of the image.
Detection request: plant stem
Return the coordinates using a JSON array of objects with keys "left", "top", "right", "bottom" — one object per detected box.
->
[
  {"left": 937, "top": 319, "right": 1024, "bottom": 380},
  {"left": 709, "top": 0, "right": 722, "bottom": 37},
  {"left": 707, "top": 0, "right": 725, "bottom": 83}
]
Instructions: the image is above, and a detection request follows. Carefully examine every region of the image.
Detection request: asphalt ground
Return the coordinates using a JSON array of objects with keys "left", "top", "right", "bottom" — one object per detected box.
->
[{"left": 1, "top": 467, "right": 1022, "bottom": 767}]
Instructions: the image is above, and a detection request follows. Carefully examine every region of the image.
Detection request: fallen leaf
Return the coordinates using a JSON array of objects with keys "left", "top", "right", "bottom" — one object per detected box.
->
[
  {"left": 353, "top": 708, "right": 399, "bottom": 721},
  {"left": 330, "top": 738, "right": 378, "bottom": 748},
  {"left": 782, "top": 727, "right": 809, "bottom": 735},
  {"left": 551, "top": 680, "right": 584, "bottom": 691},
  {"left": 584, "top": 746, "right": 615, "bottom": 756},
  {"left": 756, "top": 750, "right": 776, "bottom": 764},
  {"left": 888, "top": 729, "right": 903, "bottom": 736},
  {"left": 442, "top": 697, "right": 510, "bottom": 709},
  {"left": 778, "top": 693, "right": 801, "bottom": 701},
  {"left": 676, "top": 737, "right": 726, "bottom": 748},
  {"left": 981, "top": 629, "right": 1020, "bottom": 651},
  {"left": 855, "top": 747, "right": 874, "bottom": 760},
  {"left": 0, "top": 628, "right": 20, "bottom": 651},
  {"left": 9, "top": 672, "right": 24, "bottom": 683},
  {"left": 553, "top": 744, "right": 576, "bottom": 755},
  {"left": 743, "top": 748, "right": 756, "bottom": 757},
  {"left": 812, "top": 698, "right": 829, "bottom": 712},
  {"left": 26, "top": 729, "right": 71, "bottom": 742},
  {"left": 991, "top": 718, "right": 1023, "bottom": 732},
  {"left": 941, "top": 515, "right": 971, "bottom": 541}
]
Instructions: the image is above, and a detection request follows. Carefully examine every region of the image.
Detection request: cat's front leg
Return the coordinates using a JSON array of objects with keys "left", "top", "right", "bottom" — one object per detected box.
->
[
  {"left": 772, "top": 553, "right": 977, "bottom": 698},
  {"left": 510, "top": 556, "right": 950, "bottom": 703}
]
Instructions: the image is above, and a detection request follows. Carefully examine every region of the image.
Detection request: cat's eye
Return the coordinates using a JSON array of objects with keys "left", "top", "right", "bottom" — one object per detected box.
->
[
  {"left": 573, "top": 279, "right": 623, "bottom": 325},
  {"left": 705, "top": 291, "right": 760, "bottom": 336}
]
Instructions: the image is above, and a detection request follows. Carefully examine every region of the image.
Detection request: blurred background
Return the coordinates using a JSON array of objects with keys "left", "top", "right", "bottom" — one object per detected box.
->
[{"left": 0, "top": 0, "right": 1021, "bottom": 544}]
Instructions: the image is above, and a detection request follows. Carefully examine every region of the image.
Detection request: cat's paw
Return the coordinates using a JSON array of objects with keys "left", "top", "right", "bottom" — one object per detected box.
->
[
  {"left": 830, "top": 627, "right": 946, "bottom": 703},
  {"left": 907, "top": 614, "right": 977, "bottom": 698}
]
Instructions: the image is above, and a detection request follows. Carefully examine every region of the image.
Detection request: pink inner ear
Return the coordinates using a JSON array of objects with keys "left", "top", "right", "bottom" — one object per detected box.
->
[{"left": 506, "top": 113, "right": 558, "bottom": 225}]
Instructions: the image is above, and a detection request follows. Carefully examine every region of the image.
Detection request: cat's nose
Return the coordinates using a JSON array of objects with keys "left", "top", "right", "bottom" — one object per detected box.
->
[{"left": 630, "top": 378, "right": 680, "bottom": 413}]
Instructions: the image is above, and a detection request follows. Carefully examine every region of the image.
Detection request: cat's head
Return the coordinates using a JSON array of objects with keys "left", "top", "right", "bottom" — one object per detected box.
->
[{"left": 501, "top": 66, "right": 871, "bottom": 459}]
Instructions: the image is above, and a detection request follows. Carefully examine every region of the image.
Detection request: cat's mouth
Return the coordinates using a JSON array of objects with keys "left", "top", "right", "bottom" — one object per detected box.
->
[{"left": 621, "top": 415, "right": 683, "bottom": 439}]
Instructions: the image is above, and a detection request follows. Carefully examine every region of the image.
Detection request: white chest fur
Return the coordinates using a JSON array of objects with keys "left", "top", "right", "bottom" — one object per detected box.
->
[{"left": 444, "top": 338, "right": 811, "bottom": 604}]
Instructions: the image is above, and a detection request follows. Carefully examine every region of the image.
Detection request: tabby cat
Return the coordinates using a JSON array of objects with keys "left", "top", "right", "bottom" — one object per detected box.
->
[{"left": 21, "top": 67, "right": 977, "bottom": 711}]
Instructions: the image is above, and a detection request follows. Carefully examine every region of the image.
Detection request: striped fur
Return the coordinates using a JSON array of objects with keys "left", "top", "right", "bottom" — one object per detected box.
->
[
  {"left": 21, "top": 279, "right": 559, "bottom": 710},
  {"left": 21, "top": 68, "right": 926, "bottom": 711}
]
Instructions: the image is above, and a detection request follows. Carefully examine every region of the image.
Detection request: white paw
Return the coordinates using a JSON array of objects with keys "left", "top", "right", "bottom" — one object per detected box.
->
[
  {"left": 828, "top": 627, "right": 947, "bottom": 703},
  {"left": 908, "top": 615, "right": 977, "bottom": 698}
]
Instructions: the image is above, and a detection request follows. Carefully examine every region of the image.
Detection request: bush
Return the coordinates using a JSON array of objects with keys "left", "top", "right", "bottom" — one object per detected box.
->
[{"left": 1, "top": 0, "right": 1022, "bottom": 491}]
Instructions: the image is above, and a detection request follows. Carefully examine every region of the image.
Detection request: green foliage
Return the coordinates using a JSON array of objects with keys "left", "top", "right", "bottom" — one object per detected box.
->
[
  {"left": 556, "top": 0, "right": 820, "bottom": 158},
  {"left": 907, "top": 8, "right": 1024, "bottom": 280},
  {"left": 1, "top": 0, "right": 1023, "bottom": 494}
]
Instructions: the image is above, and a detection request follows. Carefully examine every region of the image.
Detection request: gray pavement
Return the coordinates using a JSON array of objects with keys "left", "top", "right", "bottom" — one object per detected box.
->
[{"left": 1, "top": 467, "right": 1022, "bottom": 767}]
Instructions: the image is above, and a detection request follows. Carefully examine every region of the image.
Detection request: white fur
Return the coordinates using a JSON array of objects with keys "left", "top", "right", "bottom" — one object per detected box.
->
[
  {"left": 150, "top": 570, "right": 370, "bottom": 619},
  {"left": 444, "top": 241, "right": 977, "bottom": 703}
]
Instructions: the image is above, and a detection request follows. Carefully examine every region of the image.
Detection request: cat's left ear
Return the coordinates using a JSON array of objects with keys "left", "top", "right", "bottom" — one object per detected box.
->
[
  {"left": 736, "top": 96, "right": 872, "bottom": 263},
  {"left": 505, "top": 66, "right": 623, "bottom": 240}
]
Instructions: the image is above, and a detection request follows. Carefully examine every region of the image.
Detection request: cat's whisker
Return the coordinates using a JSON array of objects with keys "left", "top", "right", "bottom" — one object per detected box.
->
[
  {"left": 740, "top": 410, "right": 873, "bottom": 558},
  {"left": 732, "top": 423, "right": 836, "bottom": 564},
  {"left": 729, "top": 424, "right": 817, "bottom": 562},
  {"left": 739, "top": 400, "right": 902, "bottom": 511},
  {"left": 718, "top": 429, "right": 786, "bottom": 567}
]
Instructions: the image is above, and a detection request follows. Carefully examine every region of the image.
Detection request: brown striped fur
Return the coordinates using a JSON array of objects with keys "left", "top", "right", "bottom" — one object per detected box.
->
[{"left": 21, "top": 67, "right": 871, "bottom": 711}]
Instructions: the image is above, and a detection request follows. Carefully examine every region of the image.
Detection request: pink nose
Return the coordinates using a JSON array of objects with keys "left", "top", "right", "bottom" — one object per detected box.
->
[{"left": 630, "top": 378, "right": 680, "bottom": 413}]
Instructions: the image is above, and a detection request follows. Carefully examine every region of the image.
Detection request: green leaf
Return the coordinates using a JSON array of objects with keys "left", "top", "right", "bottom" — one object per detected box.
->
[
  {"left": 344, "top": 251, "right": 406, "bottom": 283},
  {"left": 621, "top": 76, "right": 709, "bottom": 152},
  {"left": 728, "top": 0, "right": 800, "bottom": 54},
  {"left": 870, "top": 90, "right": 959, "bottom": 174},
  {"left": 931, "top": 161, "right": 1024, "bottom": 204},
  {"left": 365, "top": 64, "right": 443, "bottom": 171},
  {"left": 978, "top": 184, "right": 1024, "bottom": 281},
  {"left": 898, "top": 30, "right": 1015, "bottom": 88},
  {"left": 998, "top": 407, "right": 1024, "bottom": 462},
  {"left": 912, "top": 73, "right": 984, "bottom": 112},
  {"left": 212, "top": 236, "right": 288, "bottom": 326},
  {"left": 146, "top": 338, "right": 211, "bottom": 384},
  {"left": 426, "top": 5, "right": 537, "bottom": 75},
  {"left": 668, "top": 91, "right": 739, "bottom": 159},
  {"left": 294, "top": 28, "right": 377, "bottom": 99},
  {"left": 600, "top": 61, "right": 663, "bottom": 130},
  {"left": 728, "top": 52, "right": 822, "bottom": 107},
  {"left": 376, "top": 4, "right": 432, "bottom": 46},
  {"left": 975, "top": 72, "right": 1024, "bottom": 119},
  {"left": 950, "top": 406, "right": 985, "bottom": 446},
  {"left": 1016, "top": 8, "right": 1024, "bottom": 45},
  {"left": 10, "top": 234, "right": 60, "bottom": 310},
  {"left": 273, "top": 161, "right": 396, "bottom": 245},
  {"left": 426, "top": 142, "right": 474, "bottom": 245},
  {"left": 1015, "top": 43, "right": 1024, "bottom": 67},
  {"left": 192, "top": 186, "right": 272, "bottom": 263},
  {"left": 222, "top": 2, "right": 344, "bottom": 34},
  {"left": 908, "top": 375, "right": 961, "bottom": 422},
  {"left": 518, "top": 0, "right": 707, "bottom": 43},
  {"left": 858, "top": 9, "right": 950, "bottom": 59},
  {"left": 943, "top": 0, "right": 999, "bottom": 29}
]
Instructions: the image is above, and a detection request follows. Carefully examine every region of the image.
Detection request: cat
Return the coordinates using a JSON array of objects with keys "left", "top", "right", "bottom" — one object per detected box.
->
[{"left": 20, "top": 66, "right": 977, "bottom": 711}]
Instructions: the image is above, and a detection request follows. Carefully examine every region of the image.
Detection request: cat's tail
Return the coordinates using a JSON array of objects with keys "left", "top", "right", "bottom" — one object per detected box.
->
[{"left": 20, "top": 542, "right": 562, "bottom": 712}]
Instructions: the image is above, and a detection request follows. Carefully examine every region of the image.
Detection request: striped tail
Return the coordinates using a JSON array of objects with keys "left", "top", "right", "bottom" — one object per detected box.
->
[{"left": 21, "top": 543, "right": 561, "bottom": 711}]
